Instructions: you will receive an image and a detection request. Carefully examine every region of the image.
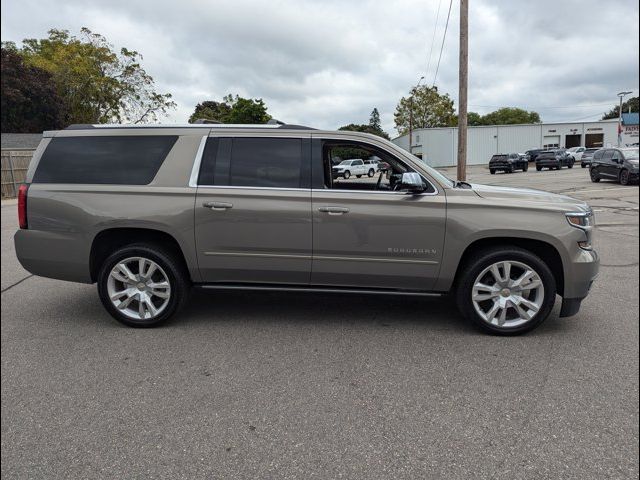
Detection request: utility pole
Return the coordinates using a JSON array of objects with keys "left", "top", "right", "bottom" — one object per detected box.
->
[
  {"left": 408, "top": 76, "right": 424, "bottom": 156},
  {"left": 617, "top": 91, "right": 632, "bottom": 147},
  {"left": 457, "top": 0, "right": 469, "bottom": 181}
]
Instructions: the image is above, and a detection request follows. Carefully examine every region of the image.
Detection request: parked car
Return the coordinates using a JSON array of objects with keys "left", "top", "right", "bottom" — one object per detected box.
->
[
  {"left": 363, "top": 158, "right": 381, "bottom": 173},
  {"left": 524, "top": 148, "right": 546, "bottom": 162},
  {"left": 332, "top": 159, "right": 374, "bottom": 179},
  {"left": 580, "top": 148, "right": 600, "bottom": 168},
  {"left": 566, "top": 146, "right": 587, "bottom": 162},
  {"left": 535, "top": 149, "right": 574, "bottom": 171},
  {"left": 14, "top": 123, "right": 599, "bottom": 335},
  {"left": 489, "top": 153, "right": 529, "bottom": 174},
  {"left": 590, "top": 147, "right": 639, "bottom": 185}
]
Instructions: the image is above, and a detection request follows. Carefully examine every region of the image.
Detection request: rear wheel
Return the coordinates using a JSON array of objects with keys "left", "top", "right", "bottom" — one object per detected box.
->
[
  {"left": 536, "top": 165, "right": 542, "bottom": 171},
  {"left": 456, "top": 247, "right": 556, "bottom": 335},
  {"left": 620, "top": 169, "right": 630, "bottom": 186},
  {"left": 590, "top": 168, "right": 601, "bottom": 183},
  {"left": 97, "top": 244, "right": 189, "bottom": 327},
  {"left": 490, "top": 169, "right": 496, "bottom": 175},
  {"left": 368, "top": 169, "right": 375, "bottom": 177}
]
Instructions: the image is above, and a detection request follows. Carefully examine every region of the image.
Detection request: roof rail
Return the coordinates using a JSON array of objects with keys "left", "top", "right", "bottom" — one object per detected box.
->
[{"left": 64, "top": 123, "right": 316, "bottom": 130}]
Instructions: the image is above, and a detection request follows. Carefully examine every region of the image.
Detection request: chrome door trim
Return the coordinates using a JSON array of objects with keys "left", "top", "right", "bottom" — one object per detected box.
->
[
  {"left": 203, "top": 251, "right": 437, "bottom": 265},
  {"left": 312, "top": 188, "right": 439, "bottom": 197}
]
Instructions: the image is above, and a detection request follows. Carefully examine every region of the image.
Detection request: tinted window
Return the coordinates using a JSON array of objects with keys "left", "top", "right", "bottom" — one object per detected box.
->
[
  {"left": 593, "top": 150, "right": 603, "bottom": 160},
  {"left": 602, "top": 150, "right": 614, "bottom": 162},
  {"left": 34, "top": 136, "right": 177, "bottom": 184},
  {"left": 229, "top": 138, "right": 302, "bottom": 188}
]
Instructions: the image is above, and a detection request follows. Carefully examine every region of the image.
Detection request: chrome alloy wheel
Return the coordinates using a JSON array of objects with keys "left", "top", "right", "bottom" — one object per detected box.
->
[
  {"left": 106, "top": 257, "right": 171, "bottom": 320},
  {"left": 471, "top": 260, "right": 545, "bottom": 328}
]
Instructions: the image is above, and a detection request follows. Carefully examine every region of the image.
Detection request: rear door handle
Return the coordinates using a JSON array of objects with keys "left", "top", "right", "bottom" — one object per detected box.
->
[
  {"left": 318, "top": 206, "right": 350, "bottom": 215},
  {"left": 203, "top": 201, "right": 233, "bottom": 211}
]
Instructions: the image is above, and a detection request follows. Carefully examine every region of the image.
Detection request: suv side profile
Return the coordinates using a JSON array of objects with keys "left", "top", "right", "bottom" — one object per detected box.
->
[
  {"left": 488, "top": 153, "right": 528, "bottom": 174},
  {"left": 15, "top": 124, "right": 599, "bottom": 335},
  {"left": 590, "top": 147, "right": 639, "bottom": 185},
  {"left": 535, "top": 149, "right": 575, "bottom": 171}
]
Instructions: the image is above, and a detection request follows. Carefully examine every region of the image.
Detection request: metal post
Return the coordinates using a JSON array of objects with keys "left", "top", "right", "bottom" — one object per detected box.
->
[
  {"left": 617, "top": 91, "right": 633, "bottom": 147},
  {"left": 457, "top": 0, "right": 469, "bottom": 181},
  {"left": 408, "top": 76, "right": 425, "bottom": 156},
  {"left": 8, "top": 151, "right": 17, "bottom": 198}
]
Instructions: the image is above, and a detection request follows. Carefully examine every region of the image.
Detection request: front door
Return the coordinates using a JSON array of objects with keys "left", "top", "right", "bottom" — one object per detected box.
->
[
  {"left": 194, "top": 135, "right": 312, "bottom": 284},
  {"left": 310, "top": 138, "right": 446, "bottom": 291}
]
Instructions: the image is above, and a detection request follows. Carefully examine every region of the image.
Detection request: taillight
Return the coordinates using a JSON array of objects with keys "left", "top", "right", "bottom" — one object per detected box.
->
[{"left": 18, "top": 184, "right": 28, "bottom": 229}]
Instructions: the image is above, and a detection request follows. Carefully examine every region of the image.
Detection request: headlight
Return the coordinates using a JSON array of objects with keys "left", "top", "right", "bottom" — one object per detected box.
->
[
  {"left": 566, "top": 211, "right": 594, "bottom": 229},
  {"left": 567, "top": 211, "right": 595, "bottom": 250}
]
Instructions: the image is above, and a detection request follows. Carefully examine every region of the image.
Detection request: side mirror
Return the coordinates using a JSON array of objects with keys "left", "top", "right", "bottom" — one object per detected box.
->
[{"left": 399, "top": 172, "right": 426, "bottom": 193}]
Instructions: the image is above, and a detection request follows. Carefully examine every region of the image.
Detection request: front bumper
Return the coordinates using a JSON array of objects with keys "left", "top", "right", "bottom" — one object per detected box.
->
[{"left": 559, "top": 248, "right": 599, "bottom": 318}]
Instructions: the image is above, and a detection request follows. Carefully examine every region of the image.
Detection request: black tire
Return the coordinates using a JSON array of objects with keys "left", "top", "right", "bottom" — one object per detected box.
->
[
  {"left": 523, "top": 163, "right": 529, "bottom": 172},
  {"left": 620, "top": 169, "right": 630, "bottom": 186},
  {"left": 368, "top": 169, "right": 375, "bottom": 177},
  {"left": 568, "top": 162, "right": 574, "bottom": 169},
  {"left": 490, "top": 169, "right": 496, "bottom": 175},
  {"left": 508, "top": 165, "right": 514, "bottom": 174},
  {"left": 536, "top": 165, "right": 542, "bottom": 171},
  {"left": 97, "top": 243, "right": 190, "bottom": 327},
  {"left": 343, "top": 170, "right": 351, "bottom": 179},
  {"left": 581, "top": 164, "right": 586, "bottom": 168},
  {"left": 455, "top": 247, "right": 557, "bottom": 335},
  {"left": 590, "top": 168, "right": 600, "bottom": 183},
  {"left": 356, "top": 175, "right": 362, "bottom": 178}
]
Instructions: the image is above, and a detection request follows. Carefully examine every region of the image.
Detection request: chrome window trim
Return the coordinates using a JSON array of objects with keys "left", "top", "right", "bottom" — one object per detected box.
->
[
  {"left": 311, "top": 188, "right": 439, "bottom": 197},
  {"left": 188, "top": 135, "right": 209, "bottom": 188},
  {"left": 194, "top": 185, "right": 309, "bottom": 192}
]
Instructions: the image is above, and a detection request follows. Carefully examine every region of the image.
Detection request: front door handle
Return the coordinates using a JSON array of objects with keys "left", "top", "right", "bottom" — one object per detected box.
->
[
  {"left": 318, "top": 206, "right": 350, "bottom": 215},
  {"left": 203, "top": 201, "right": 233, "bottom": 211}
]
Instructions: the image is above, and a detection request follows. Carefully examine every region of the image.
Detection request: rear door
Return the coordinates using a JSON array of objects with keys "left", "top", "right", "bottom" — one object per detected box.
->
[
  {"left": 194, "top": 134, "right": 312, "bottom": 284},
  {"left": 600, "top": 150, "right": 617, "bottom": 178}
]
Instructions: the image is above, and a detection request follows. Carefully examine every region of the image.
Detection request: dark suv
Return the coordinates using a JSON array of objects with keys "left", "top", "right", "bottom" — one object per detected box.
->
[
  {"left": 535, "top": 149, "right": 574, "bottom": 171},
  {"left": 580, "top": 148, "right": 600, "bottom": 168},
  {"left": 590, "top": 147, "right": 639, "bottom": 185},
  {"left": 489, "top": 153, "right": 529, "bottom": 174},
  {"left": 524, "top": 149, "right": 546, "bottom": 162}
]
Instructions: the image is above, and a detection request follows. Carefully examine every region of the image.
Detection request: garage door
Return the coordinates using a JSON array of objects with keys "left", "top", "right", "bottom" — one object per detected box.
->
[
  {"left": 543, "top": 136, "right": 560, "bottom": 148},
  {"left": 585, "top": 133, "right": 604, "bottom": 148}
]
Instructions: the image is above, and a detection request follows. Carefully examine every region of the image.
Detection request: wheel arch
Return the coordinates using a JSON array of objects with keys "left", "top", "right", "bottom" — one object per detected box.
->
[
  {"left": 90, "top": 227, "right": 193, "bottom": 283},
  {"left": 451, "top": 237, "right": 565, "bottom": 296}
]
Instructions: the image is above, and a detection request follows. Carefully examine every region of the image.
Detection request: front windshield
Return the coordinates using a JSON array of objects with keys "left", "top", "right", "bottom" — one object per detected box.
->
[
  {"left": 338, "top": 160, "right": 352, "bottom": 166},
  {"left": 623, "top": 149, "right": 639, "bottom": 160}
]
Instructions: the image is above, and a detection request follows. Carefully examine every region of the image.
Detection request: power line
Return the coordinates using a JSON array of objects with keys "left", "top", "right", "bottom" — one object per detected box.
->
[
  {"left": 468, "top": 102, "right": 614, "bottom": 110},
  {"left": 425, "top": 0, "right": 443, "bottom": 79},
  {"left": 432, "top": 0, "right": 454, "bottom": 87}
]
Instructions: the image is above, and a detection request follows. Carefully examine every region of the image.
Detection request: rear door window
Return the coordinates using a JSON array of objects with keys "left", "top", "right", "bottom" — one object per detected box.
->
[
  {"left": 33, "top": 135, "right": 177, "bottom": 184},
  {"left": 198, "top": 137, "right": 309, "bottom": 189},
  {"left": 602, "top": 150, "right": 614, "bottom": 163}
]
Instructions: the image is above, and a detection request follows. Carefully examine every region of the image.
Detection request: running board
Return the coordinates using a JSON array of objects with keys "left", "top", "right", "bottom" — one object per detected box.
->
[{"left": 196, "top": 284, "right": 443, "bottom": 297}]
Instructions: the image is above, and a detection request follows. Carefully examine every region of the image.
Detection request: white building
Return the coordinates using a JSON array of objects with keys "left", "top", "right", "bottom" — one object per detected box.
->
[{"left": 392, "top": 117, "right": 639, "bottom": 167}]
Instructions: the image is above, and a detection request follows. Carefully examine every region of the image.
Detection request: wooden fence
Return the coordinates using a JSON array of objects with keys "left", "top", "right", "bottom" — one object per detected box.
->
[{"left": 1, "top": 149, "right": 34, "bottom": 199}]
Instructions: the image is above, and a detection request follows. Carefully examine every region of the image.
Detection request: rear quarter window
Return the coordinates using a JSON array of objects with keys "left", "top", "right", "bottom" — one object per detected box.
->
[{"left": 33, "top": 135, "right": 178, "bottom": 184}]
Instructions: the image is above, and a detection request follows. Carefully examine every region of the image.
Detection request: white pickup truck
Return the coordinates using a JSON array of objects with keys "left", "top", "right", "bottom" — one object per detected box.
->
[{"left": 332, "top": 159, "right": 377, "bottom": 179}]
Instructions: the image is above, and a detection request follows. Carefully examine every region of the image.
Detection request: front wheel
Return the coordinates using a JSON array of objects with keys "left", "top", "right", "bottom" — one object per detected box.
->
[
  {"left": 590, "top": 168, "right": 600, "bottom": 183},
  {"left": 490, "top": 169, "right": 496, "bottom": 175},
  {"left": 455, "top": 247, "right": 557, "bottom": 335},
  {"left": 523, "top": 163, "right": 529, "bottom": 172},
  {"left": 343, "top": 170, "right": 351, "bottom": 179},
  {"left": 620, "top": 169, "right": 630, "bottom": 186},
  {"left": 97, "top": 244, "right": 189, "bottom": 327},
  {"left": 567, "top": 162, "right": 574, "bottom": 169},
  {"left": 536, "top": 165, "right": 542, "bottom": 171},
  {"left": 368, "top": 169, "right": 375, "bottom": 177}
]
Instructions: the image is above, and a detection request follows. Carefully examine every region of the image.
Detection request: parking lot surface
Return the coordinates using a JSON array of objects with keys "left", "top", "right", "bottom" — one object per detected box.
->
[{"left": 2, "top": 165, "right": 638, "bottom": 479}]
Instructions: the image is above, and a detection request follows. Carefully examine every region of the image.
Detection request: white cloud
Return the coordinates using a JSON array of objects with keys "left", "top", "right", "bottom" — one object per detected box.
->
[{"left": 1, "top": 0, "right": 638, "bottom": 134}]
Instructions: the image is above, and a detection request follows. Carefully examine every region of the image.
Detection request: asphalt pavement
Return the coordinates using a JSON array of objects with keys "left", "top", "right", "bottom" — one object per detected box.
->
[{"left": 1, "top": 165, "right": 638, "bottom": 479}]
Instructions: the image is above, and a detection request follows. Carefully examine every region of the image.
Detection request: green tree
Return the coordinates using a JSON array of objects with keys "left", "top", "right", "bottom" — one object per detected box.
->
[
  {"left": 394, "top": 85, "right": 456, "bottom": 134},
  {"left": 188, "top": 95, "right": 271, "bottom": 124},
  {"left": 480, "top": 107, "right": 540, "bottom": 125},
  {"left": 338, "top": 122, "right": 390, "bottom": 140},
  {"left": 467, "top": 111, "right": 483, "bottom": 126},
  {"left": 17, "top": 28, "right": 175, "bottom": 124},
  {"left": 602, "top": 96, "right": 639, "bottom": 120},
  {"left": 188, "top": 101, "right": 232, "bottom": 123},
  {"left": 369, "top": 108, "right": 382, "bottom": 131},
  {"left": 1, "top": 45, "right": 66, "bottom": 132}
]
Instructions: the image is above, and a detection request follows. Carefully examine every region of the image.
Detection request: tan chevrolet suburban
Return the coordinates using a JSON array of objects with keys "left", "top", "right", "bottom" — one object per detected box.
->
[{"left": 14, "top": 123, "right": 599, "bottom": 334}]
